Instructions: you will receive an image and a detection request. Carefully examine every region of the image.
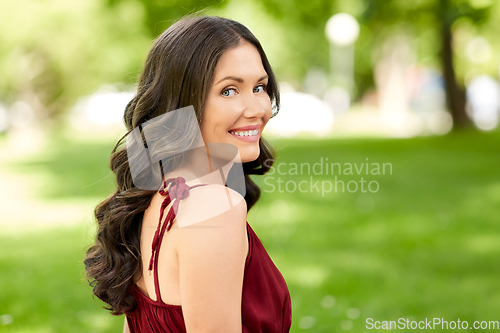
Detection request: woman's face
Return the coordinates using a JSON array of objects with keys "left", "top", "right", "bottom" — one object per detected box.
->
[{"left": 201, "top": 41, "right": 272, "bottom": 163}]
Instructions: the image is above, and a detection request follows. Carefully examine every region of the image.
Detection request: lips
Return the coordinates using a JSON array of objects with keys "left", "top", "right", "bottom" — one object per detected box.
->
[
  {"left": 228, "top": 124, "right": 261, "bottom": 132},
  {"left": 228, "top": 124, "right": 261, "bottom": 142}
]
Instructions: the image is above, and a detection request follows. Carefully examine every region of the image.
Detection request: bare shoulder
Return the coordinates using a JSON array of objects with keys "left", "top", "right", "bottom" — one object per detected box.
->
[
  {"left": 174, "top": 183, "right": 248, "bottom": 264},
  {"left": 174, "top": 184, "right": 248, "bottom": 331},
  {"left": 175, "top": 183, "right": 247, "bottom": 230}
]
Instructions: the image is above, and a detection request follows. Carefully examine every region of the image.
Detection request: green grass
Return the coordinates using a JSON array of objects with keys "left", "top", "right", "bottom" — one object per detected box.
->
[
  {"left": 1, "top": 129, "right": 499, "bottom": 332},
  {"left": 0, "top": 225, "right": 123, "bottom": 333}
]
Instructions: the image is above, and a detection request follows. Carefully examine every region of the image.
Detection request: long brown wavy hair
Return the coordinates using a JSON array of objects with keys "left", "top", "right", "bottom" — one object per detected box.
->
[{"left": 84, "top": 15, "right": 280, "bottom": 315}]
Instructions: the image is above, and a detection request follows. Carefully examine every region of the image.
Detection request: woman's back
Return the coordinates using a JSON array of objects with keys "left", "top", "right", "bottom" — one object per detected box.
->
[
  {"left": 135, "top": 179, "right": 248, "bottom": 308},
  {"left": 127, "top": 178, "right": 292, "bottom": 332}
]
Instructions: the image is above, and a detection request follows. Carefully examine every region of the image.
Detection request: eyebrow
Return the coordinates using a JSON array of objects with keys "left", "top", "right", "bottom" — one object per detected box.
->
[{"left": 215, "top": 74, "right": 269, "bottom": 85}]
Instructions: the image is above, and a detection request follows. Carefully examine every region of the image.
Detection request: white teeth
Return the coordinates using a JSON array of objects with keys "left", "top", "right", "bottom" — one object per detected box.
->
[{"left": 230, "top": 129, "right": 259, "bottom": 136}]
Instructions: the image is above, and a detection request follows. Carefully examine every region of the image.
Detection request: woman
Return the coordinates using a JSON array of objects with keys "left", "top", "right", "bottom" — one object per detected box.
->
[{"left": 84, "top": 15, "right": 292, "bottom": 333}]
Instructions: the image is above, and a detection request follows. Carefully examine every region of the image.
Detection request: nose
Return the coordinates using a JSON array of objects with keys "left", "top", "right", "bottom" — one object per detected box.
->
[{"left": 242, "top": 93, "right": 267, "bottom": 119}]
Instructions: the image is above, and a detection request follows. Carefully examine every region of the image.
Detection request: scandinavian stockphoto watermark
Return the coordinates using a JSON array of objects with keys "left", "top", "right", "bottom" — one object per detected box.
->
[
  {"left": 126, "top": 105, "right": 246, "bottom": 228},
  {"left": 263, "top": 157, "right": 392, "bottom": 196},
  {"left": 366, "top": 317, "right": 500, "bottom": 330}
]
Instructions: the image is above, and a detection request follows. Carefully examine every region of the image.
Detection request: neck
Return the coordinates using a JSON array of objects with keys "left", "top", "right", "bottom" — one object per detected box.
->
[{"left": 162, "top": 145, "right": 236, "bottom": 187}]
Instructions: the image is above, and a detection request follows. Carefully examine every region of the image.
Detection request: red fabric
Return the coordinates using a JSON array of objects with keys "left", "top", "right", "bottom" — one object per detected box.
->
[{"left": 126, "top": 177, "right": 292, "bottom": 332}]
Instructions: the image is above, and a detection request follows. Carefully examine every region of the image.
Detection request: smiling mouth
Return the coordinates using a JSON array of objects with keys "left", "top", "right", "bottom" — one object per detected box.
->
[
  {"left": 228, "top": 128, "right": 261, "bottom": 142},
  {"left": 228, "top": 129, "right": 260, "bottom": 137}
]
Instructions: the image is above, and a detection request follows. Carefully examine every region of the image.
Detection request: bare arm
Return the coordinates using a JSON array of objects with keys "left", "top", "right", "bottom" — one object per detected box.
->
[{"left": 177, "top": 193, "right": 248, "bottom": 333}]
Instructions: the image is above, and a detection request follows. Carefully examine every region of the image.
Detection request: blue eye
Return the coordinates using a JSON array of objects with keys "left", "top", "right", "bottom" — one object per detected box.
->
[
  {"left": 253, "top": 85, "right": 266, "bottom": 93},
  {"left": 222, "top": 88, "right": 236, "bottom": 97}
]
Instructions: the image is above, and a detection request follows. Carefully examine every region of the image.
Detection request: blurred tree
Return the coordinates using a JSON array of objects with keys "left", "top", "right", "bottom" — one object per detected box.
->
[
  {"left": 250, "top": 0, "right": 375, "bottom": 96},
  {"left": 363, "top": 0, "right": 492, "bottom": 128},
  {"left": 0, "top": 0, "right": 226, "bottom": 128},
  {"left": 106, "top": 0, "right": 227, "bottom": 36},
  {"left": 1, "top": 0, "right": 496, "bottom": 131},
  {"left": 0, "top": 0, "right": 150, "bottom": 126},
  {"left": 437, "top": 0, "right": 492, "bottom": 128},
  {"left": 256, "top": 0, "right": 494, "bottom": 129}
]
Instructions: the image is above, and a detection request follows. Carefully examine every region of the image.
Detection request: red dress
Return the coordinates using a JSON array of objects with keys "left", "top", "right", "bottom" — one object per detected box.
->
[{"left": 126, "top": 177, "right": 292, "bottom": 333}]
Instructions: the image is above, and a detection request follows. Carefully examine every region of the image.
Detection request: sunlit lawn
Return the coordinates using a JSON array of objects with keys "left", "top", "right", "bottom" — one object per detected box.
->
[{"left": 1, "top": 129, "right": 499, "bottom": 332}]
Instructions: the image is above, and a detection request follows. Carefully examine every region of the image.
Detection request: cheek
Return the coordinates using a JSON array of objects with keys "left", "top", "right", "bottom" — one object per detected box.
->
[
  {"left": 258, "top": 95, "right": 273, "bottom": 121},
  {"left": 201, "top": 103, "right": 232, "bottom": 140}
]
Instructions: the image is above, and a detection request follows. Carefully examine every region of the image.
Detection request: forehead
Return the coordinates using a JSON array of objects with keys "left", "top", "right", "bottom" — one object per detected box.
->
[{"left": 213, "top": 41, "right": 267, "bottom": 78}]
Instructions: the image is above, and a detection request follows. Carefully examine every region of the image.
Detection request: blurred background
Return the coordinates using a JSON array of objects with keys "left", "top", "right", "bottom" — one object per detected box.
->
[{"left": 1, "top": 0, "right": 499, "bottom": 332}]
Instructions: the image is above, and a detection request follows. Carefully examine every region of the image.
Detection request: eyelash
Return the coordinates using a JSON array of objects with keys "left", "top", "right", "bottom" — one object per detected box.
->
[{"left": 221, "top": 84, "right": 267, "bottom": 97}]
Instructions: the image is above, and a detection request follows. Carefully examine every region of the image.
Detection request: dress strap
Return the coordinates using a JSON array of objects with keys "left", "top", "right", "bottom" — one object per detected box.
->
[{"left": 149, "top": 176, "right": 207, "bottom": 303}]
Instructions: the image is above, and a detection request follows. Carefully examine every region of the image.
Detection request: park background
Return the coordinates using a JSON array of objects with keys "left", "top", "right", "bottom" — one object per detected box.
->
[{"left": 1, "top": 0, "right": 499, "bottom": 332}]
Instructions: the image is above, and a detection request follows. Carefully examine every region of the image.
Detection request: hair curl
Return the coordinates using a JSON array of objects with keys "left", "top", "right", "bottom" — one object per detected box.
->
[{"left": 84, "top": 15, "right": 280, "bottom": 315}]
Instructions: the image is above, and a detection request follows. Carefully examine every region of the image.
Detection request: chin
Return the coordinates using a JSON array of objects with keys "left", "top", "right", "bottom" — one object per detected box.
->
[{"left": 240, "top": 145, "right": 261, "bottom": 163}]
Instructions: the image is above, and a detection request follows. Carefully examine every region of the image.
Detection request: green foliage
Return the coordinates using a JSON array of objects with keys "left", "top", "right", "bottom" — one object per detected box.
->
[
  {"left": 252, "top": 0, "right": 499, "bottom": 98},
  {"left": 106, "top": 0, "right": 228, "bottom": 36},
  {"left": 0, "top": 0, "right": 152, "bottom": 120},
  {"left": 361, "top": 0, "right": 497, "bottom": 88},
  {"left": 2, "top": 0, "right": 500, "bottom": 122}
]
